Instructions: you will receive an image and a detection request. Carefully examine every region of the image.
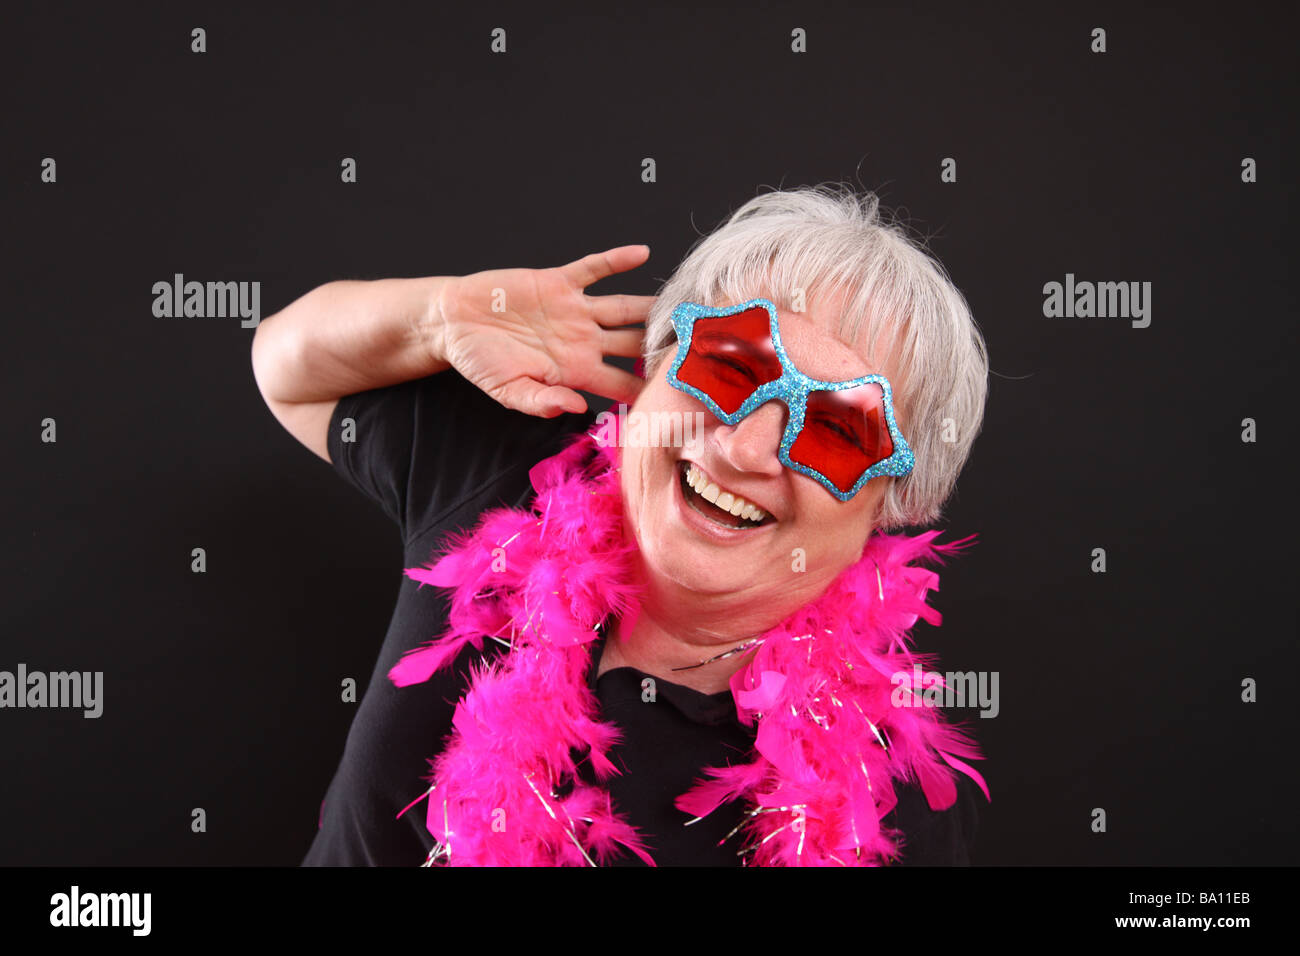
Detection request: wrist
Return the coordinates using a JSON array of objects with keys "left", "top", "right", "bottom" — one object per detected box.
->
[{"left": 415, "top": 275, "right": 456, "bottom": 374}]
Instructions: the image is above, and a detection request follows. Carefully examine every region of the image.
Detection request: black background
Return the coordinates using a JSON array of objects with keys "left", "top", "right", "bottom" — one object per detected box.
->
[{"left": 3, "top": 1, "right": 1295, "bottom": 867}]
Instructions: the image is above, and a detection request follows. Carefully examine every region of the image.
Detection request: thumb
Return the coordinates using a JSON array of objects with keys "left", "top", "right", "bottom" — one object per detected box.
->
[{"left": 494, "top": 379, "right": 588, "bottom": 418}]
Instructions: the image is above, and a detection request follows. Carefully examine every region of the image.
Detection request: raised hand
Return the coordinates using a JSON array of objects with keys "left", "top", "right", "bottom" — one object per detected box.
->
[{"left": 437, "top": 245, "right": 655, "bottom": 418}]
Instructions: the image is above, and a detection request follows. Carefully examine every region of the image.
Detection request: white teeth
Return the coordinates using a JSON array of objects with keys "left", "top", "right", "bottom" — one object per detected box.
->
[{"left": 683, "top": 463, "right": 768, "bottom": 523}]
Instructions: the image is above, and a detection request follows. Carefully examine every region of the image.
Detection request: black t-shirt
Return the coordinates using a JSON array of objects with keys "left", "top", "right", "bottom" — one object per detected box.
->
[{"left": 301, "top": 369, "right": 981, "bottom": 866}]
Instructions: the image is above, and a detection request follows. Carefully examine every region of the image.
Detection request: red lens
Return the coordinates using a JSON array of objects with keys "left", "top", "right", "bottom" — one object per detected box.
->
[
  {"left": 676, "top": 307, "right": 783, "bottom": 414},
  {"left": 788, "top": 384, "right": 894, "bottom": 493}
]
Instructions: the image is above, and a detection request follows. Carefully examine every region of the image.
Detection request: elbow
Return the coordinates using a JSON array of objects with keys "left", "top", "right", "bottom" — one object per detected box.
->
[{"left": 250, "top": 313, "right": 296, "bottom": 405}]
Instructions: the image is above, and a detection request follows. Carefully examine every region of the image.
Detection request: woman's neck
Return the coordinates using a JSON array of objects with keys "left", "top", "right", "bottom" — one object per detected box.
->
[{"left": 597, "top": 605, "right": 761, "bottom": 695}]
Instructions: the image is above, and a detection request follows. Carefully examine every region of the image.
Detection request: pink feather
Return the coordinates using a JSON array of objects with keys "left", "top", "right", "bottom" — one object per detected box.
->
[{"left": 387, "top": 420, "right": 989, "bottom": 866}]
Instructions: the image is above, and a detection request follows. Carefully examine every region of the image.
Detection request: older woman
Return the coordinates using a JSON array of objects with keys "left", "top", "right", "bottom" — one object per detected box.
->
[{"left": 253, "top": 185, "right": 990, "bottom": 866}]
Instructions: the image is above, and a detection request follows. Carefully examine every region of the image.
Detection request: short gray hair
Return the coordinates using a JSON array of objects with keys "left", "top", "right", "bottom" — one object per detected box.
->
[{"left": 643, "top": 184, "right": 989, "bottom": 530}]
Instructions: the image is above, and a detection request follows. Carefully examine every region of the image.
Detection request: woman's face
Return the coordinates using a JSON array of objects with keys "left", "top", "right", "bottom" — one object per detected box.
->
[{"left": 619, "top": 298, "right": 903, "bottom": 620}]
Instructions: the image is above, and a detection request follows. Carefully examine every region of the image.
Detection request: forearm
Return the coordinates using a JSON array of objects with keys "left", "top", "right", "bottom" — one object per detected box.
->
[{"left": 251, "top": 277, "right": 454, "bottom": 404}]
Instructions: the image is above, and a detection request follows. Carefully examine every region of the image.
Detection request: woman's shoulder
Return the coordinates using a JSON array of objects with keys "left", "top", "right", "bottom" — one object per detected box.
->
[{"left": 391, "top": 372, "right": 599, "bottom": 544}]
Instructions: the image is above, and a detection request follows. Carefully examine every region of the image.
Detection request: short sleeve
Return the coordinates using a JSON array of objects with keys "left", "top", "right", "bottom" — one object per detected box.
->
[{"left": 327, "top": 371, "right": 597, "bottom": 544}]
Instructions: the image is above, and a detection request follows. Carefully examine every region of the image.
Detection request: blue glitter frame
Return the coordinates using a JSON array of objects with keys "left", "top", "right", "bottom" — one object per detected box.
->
[{"left": 666, "top": 297, "right": 915, "bottom": 501}]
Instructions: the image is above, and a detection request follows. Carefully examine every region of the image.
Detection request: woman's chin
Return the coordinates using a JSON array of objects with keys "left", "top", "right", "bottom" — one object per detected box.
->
[{"left": 640, "top": 528, "right": 763, "bottom": 595}]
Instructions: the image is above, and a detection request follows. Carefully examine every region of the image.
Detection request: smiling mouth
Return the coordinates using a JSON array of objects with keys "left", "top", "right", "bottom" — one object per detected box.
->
[{"left": 677, "top": 461, "right": 774, "bottom": 531}]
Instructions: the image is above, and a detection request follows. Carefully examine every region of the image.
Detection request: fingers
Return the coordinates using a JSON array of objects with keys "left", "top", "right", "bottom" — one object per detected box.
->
[
  {"left": 582, "top": 362, "right": 647, "bottom": 408},
  {"left": 589, "top": 293, "right": 656, "bottom": 328},
  {"left": 559, "top": 245, "right": 650, "bottom": 290},
  {"left": 534, "top": 384, "right": 589, "bottom": 417},
  {"left": 600, "top": 327, "right": 645, "bottom": 359},
  {"left": 493, "top": 379, "right": 588, "bottom": 418}
]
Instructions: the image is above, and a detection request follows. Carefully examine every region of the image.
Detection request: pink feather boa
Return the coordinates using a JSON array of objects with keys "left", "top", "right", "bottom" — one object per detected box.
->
[{"left": 388, "top": 415, "right": 989, "bottom": 866}]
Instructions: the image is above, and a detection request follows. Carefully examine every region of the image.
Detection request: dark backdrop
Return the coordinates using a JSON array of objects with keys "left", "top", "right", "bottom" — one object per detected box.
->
[{"left": 3, "top": 1, "right": 1295, "bottom": 866}]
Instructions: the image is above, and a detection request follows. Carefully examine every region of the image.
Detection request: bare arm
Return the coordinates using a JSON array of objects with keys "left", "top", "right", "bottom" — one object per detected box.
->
[
  {"left": 251, "top": 247, "right": 654, "bottom": 464},
  {"left": 250, "top": 277, "right": 452, "bottom": 463}
]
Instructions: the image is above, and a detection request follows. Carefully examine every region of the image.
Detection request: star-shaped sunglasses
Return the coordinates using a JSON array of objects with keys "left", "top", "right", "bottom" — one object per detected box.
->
[{"left": 665, "top": 298, "right": 914, "bottom": 500}]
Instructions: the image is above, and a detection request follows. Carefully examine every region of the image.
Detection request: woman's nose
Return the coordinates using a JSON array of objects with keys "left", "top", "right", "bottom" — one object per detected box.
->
[{"left": 713, "top": 400, "right": 786, "bottom": 476}]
